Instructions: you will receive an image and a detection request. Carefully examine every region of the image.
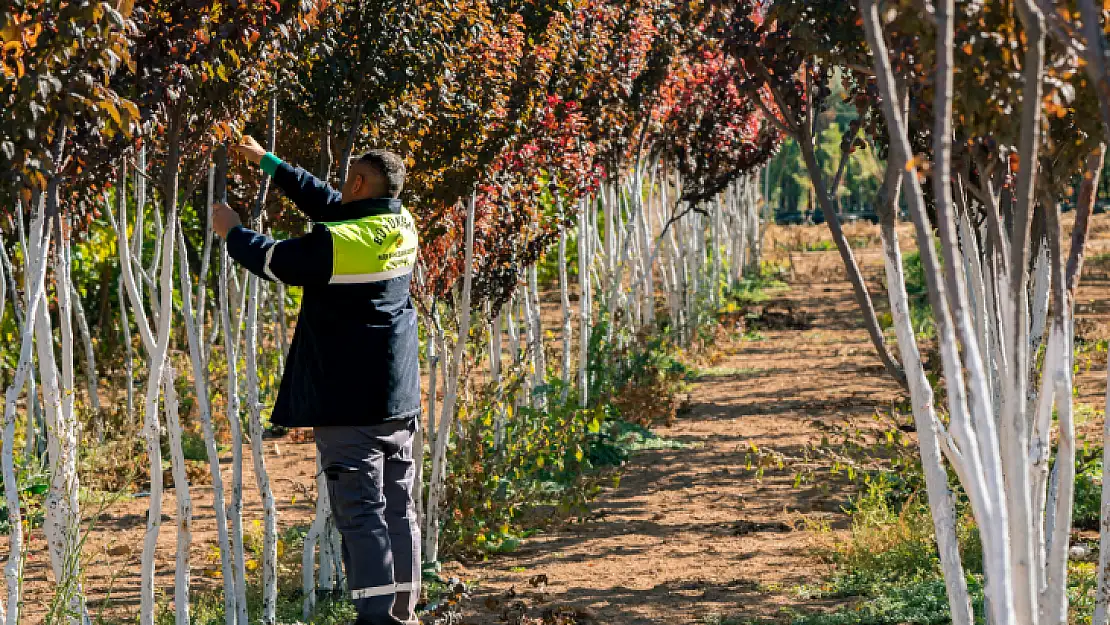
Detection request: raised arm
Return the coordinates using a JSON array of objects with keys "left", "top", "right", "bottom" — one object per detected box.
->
[
  {"left": 232, "top": 135, "right": 349, "bottom": 223},
  {"left": 213, "top": 202, "right": 333, "bottom": 286}
]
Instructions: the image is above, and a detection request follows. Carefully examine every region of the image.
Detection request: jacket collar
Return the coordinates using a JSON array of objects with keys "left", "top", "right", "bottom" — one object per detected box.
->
[{"left": 340, "top": 197, "right": 403, "bottom": 219}]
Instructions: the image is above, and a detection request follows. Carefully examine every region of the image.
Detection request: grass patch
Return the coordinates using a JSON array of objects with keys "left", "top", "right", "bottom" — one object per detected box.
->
[
  {"left": 783, "top": 443, "right": 1108, "bottom": 625},
  {"left": 793, "top": 578, "right": 980, "bottom": 625},
  {"left": 788, "top": 480, "right": 985, "bottom": 625},
  {"left": 590, "top": 420, "right": 691, "bottom": 465},
  {"left": 724, "top": 276, "right": 790, "bottom": 306},
  {"left": 1074, "top": 447, "right": 1104, "bottom": 531},
  {"left": 899, "top": 250, "right": 935, "bottom": 340},
  {"left": 1086, "top": 251, "right": 1110, "bottom": 267}
]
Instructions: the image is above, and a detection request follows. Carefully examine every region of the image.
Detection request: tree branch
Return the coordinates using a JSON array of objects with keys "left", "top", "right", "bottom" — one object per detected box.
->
[{"left": 1065, "top": 145, "right": 1106, "bottom": 297}]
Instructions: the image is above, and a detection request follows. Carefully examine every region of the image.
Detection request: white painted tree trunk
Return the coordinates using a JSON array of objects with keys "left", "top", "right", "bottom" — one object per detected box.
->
[
  {"left": 559, "top": 229, "right": 572, "bottom": 402},
  {"left": 1026, "top": 246, "right": 1050, "bottom": 429},
  {"left": 506, "top": 292, "right": 522, "bottom": 412},
  {"left": 246, "top": 101, "right": 277, "bottom": 621},
  {"left": 118, "top": 276, "right": 135, "bottom": 422},
  {"left": 638, "top": 171, "right": 656, "bottom": 327},
  {"left": 36, "top": 174, "right": 90, "bottom": 625},
  {"left": 427, "top": 302, "right": 442, "bottom": 456},
  {"left": 1096, "top": 330, "right": 1110, "bottom": 624},
  {"left": 163, "top": 364, "right": 192, "bottom": 625},
  {"left": 520, "top": 272, "right": 535, "bottom": 408},
  {"left": 424, "top": 194, "right": 476, "bottom": 564},
  {"left": 604, "top": 185, "right": 616, "bottom": 302},
  {"left": 245, "top": 273, "right": 278, "bottom": 622},
  {"left": 711, "top": 195, "right": 722, "bottom": 309},
  {"left": 746, "top": 176, "right": 763, "bottom": 276},
  {"left": 879, "top": 182, "right": 973, "bottom": 625},
  {"left": 528, "top": 263, "right": 545, "bottom": 408},
  {"left": 867, "top": 19, "right": 1016, "bottom": 624},
  {"left": 1, "top": 205, "right": 48, "bottom": 625},
  {"left": 302, "top": 452, "right": 326, "bottom": 616},
  {"left": 9, "top": 210, "right": 42, "bottom": 464},
  {"left": 489, "top": 306, "right": 507, "bottom": 449},
  {"left": 604, "top": 181, "right": 645, "bottom": 346},
  {"left": 218, "top": 245, "right": 250, "bottom": 625},
  {"left": 577, "top": 201, "right": 591, "bottom": 408},
  {"left": 110, "top": 172, "right": 178, "bottom": 624},
  {"left": 177, "top": 223, "right": 238, "bottom": 624}
]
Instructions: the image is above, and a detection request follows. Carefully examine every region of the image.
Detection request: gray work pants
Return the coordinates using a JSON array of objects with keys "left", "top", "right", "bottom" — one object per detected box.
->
[{"left": 315, "top": 420, "right": 421, "bottom": 625}]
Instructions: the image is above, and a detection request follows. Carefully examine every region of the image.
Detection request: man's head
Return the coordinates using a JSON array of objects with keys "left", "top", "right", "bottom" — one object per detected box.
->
[{"left": 341, "top": 149, "right": 406, "bottom": 203}]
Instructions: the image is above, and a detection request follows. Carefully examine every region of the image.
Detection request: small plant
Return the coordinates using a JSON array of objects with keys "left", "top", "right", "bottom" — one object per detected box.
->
[
  {"left": 1073, "top": 449, "right": 1103, "bottom": 531},
  {"left": 0, "top": 461, "right": 49, "bottom": 535},
  {"left": 179, "top": 430, "right": 210, "bottom": 463},
  {"left": 740, "top": 329, "right": 766, "bottom": 341}
]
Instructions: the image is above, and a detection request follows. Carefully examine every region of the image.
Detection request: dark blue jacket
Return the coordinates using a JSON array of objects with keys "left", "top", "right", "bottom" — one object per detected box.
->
[{"left": 225, "top": 157, "right": 421, "bottom": 427}]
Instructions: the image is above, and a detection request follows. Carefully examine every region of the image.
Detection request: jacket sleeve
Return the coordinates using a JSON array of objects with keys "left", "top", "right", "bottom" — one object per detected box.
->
[
  {"left": 264, "top": 155, "right": 352, "bottom": 223},
  {"left": 225, "top": 223, "right": 334, "bottom": 287}
]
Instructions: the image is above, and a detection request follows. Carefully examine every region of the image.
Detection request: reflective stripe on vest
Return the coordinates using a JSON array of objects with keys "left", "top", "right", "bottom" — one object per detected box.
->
[{"left": 323, "top": 208, "right": 419, "bottom": 285}]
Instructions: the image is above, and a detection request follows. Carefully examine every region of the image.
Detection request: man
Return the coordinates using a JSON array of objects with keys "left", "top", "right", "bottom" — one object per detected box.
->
[{"left": 213, "top": 135, "right": 422, "bottom": 625}]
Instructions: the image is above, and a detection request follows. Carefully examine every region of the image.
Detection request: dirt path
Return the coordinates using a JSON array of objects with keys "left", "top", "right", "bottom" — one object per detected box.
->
[{"left": 452, "top": 277, "right": 907, "bottom": 625}]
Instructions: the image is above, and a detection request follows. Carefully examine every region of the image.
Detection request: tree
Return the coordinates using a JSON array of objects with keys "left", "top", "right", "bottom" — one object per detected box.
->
[{"left": 725, "top": 0, "right": 908, "bottom": 388}]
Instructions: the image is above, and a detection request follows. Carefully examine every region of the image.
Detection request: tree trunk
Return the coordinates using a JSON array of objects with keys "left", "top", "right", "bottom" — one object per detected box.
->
[
  {"left": 111, "top": 173, "right": 178, "bottom": 625},
  {"left": 559, "top": 229, "right": 572, "bottom": 402},
  {"left": 1, "top": 204, "right": 48, "bottom": 625},
  {"left": 68, "top": 284, "right": 102, "bottom": 419},
  {"left": 336, "top": 103, "right": 365, "bottom": 187},
  {"left": 578, "top": 200, "right": 591, "bottom": 408},
  {"left": 245, "top": 271, "right": 279, "bottom": 623},
  {"left": 528, "top": 263, "right": 545, "bottom": 409},
  {"left": 489, "top": 306, "right": 506, "bottom": 449},
  {"left": 37, "top": 128, "right": 91, "bottom": 624},
  {"left": 118, "top": 275, "right": 134, "bottom": 423},
  {"left": 1097, "top": 335, "right": 1110, "bottom": 625},
  {"left": 247, "top": 99, "right": 280, "bottom": 623},
  {"left": 163, "top": 364, "right": 192, "bottom": 625},
  {"left": 218, "top": 246, "right": 250, "bottom": 625},
  {"left": 177, "top": 223, "right": 238, "bottom": 624},
  {"left": 796, "top": 134, "right": 906, "bottom": 389},
  {"left": 878, "top": 169, "right": 973, "bottom": 625},
  {"left": 424, "top": 194, "right": 476, "bottom": 564},
  {"left": 712, "top": 194, "right": 722, "bottom": 309}
]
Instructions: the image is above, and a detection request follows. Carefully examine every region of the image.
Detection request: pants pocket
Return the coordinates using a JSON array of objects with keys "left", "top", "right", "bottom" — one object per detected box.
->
[{"left": 325, "top": 465, "right": 376, "bottom": 532}]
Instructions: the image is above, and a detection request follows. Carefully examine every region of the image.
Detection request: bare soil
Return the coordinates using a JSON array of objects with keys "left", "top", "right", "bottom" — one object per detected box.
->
[{"left": 17, "top": 217, "right": 1110, "bottom": 624}]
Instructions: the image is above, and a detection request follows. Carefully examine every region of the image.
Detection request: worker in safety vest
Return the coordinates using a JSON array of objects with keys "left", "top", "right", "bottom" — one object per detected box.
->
[{"left": 214, "top": 135, "right": 421, "bottom": 625}]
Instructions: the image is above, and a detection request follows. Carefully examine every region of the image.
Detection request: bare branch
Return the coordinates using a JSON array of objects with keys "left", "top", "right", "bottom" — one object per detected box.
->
[{"left": 1065, "top": 145, "right": 1107, "bottom": 296}]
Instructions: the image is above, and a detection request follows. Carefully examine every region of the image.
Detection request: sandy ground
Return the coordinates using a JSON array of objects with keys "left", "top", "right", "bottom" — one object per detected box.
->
[{"left": 16, "top": 215, "right": 1110, "bottom": 624}]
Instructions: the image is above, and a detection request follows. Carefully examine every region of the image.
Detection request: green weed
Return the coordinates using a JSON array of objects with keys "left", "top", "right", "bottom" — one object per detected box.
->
[
  {"left": 1073, "top": 448, "right": 1104, "bottom": 531},
  {"left": 179, "top": 431, "right": 210, "bottom": 463},
  {"left": 793, "top": 578, "right": 981, "bottom": 625},
  {"left": 722, "top": 276, "right": 790, "bottom": 307}
]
